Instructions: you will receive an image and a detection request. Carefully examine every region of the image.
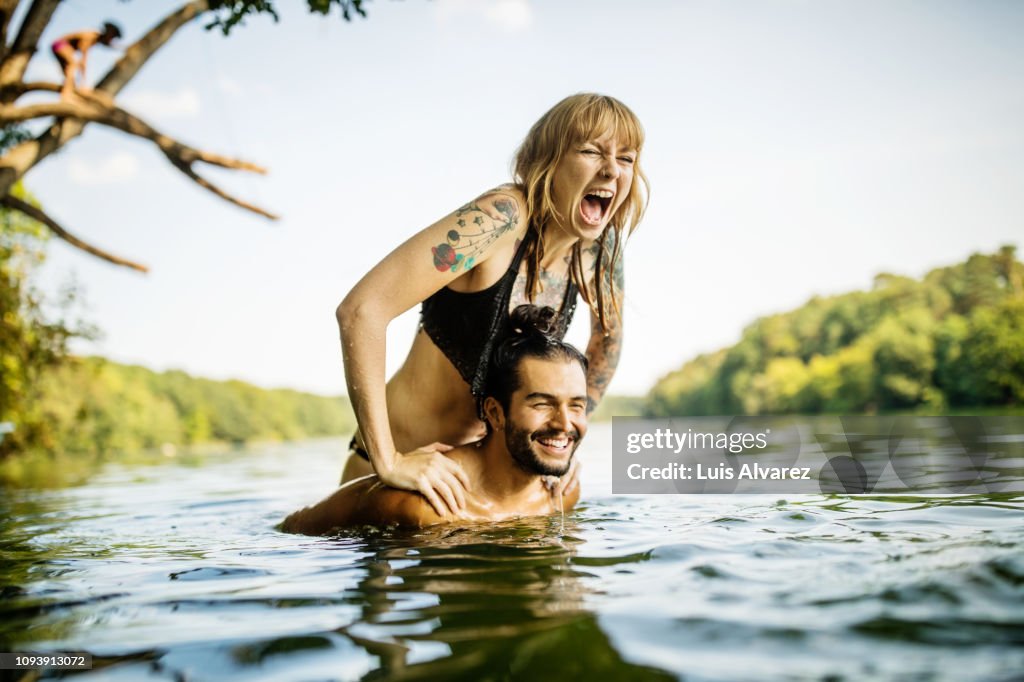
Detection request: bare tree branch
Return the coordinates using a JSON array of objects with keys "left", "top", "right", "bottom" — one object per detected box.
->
[
  {"left": 97, "top": 0, "right": 210, "bottom": 97},
  {"left": 0, "top": 82, "right": 276, "bottom": 219},
  {"left": 0, "top": 0, "right": 58, "bottom": 95},
  {"left": 166, "top": 156, "right": 276, "bottom": 219},
  {"left": 0, "top": 193, "right": 149, "bottom": 272},
  {"left": 0, "top": 0, "right": 22, "bottom": 63},
  {"left": 0, "top": 1, "right": 211, "bottom": 195},
  {"left": 2, "top": 84, "right": 268, "bottom": 171},
  {"left": 0, "top": 97, "right": 107, "bottom": 122}
]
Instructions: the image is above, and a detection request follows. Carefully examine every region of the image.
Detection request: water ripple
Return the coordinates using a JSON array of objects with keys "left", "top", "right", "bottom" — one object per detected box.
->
[{"left": 1, "top": 429, "right": 1022, "bottom": 680}]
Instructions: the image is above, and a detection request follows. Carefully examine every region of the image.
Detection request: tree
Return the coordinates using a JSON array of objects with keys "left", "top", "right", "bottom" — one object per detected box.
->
[
  {"left": 0, "top": 0, "right": 372, "bottom": 272},
  {"left": 646, "top": 247, "right": 1023, "bottom": 416},
  {"left": 957, "top": 299, "right": 1024, "bottom": 405},
  {"left": 0, "top": 184, "right": 93, "bottom": 456}
]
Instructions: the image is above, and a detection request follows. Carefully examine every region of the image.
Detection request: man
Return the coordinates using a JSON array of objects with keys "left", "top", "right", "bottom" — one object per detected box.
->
[{"left": 282, "top": 307, "right": 587, "bottom": 534}]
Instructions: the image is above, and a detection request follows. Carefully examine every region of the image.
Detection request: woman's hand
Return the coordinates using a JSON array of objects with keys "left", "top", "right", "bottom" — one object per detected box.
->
[{"left": 377, "top": 442, "right": 470, "bottom": 517}]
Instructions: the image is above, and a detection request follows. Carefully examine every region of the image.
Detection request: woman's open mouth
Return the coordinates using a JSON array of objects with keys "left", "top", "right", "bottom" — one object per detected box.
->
[{"left": 580, "top": 189, "right": 614, "bottom": 226}]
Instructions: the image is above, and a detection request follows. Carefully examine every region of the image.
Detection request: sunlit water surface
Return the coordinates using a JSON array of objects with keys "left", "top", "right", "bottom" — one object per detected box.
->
[{"left": 1, "top": 424, "right": 1022, "bottom": 681}]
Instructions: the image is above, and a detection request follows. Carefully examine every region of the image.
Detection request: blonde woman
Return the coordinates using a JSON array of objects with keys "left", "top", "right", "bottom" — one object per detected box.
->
[{"left": 338, "top": 93, "right": 649, "bottom": 516}]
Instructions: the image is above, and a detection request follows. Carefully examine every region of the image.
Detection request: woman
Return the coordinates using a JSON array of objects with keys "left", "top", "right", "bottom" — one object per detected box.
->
[
  {"left": 51, "top": 22, "right": 122, "bottom": 99},
  {"left": 337, "top": 93, "right": 649, "bottom": 516}
]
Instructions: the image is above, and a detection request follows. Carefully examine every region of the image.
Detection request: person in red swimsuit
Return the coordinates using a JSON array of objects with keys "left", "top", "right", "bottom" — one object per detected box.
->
[
  {"left": 336, "top": 93, "right": 650, "bottom": 518},
  {"left": 51, "top": 21, "right": 121, "bottom": 99}
]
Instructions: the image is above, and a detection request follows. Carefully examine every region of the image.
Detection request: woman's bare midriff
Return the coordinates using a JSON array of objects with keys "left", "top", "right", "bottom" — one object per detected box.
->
[
  {"left": 385, "top": 328, "right": 489, "bottom": 450},
  {"left": 340, "top": 327, "right": 490, "bottom": 482}
]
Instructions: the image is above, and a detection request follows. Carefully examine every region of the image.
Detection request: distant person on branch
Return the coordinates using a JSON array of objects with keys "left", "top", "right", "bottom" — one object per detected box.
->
[
  {"left": 51, "top": 21, "right": 122, "bottom": 100},
  {"left": 335, "top": 93, "right": 649, "bottom": 518}
]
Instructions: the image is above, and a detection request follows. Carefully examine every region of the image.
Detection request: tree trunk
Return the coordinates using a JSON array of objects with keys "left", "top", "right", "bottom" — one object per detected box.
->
[
  {"left": 0, "top": 0, "right": 22, "bottom": 63},
  {"left": 0, "top": 0, "right": 210, "bottom": 195},
  {"left": 0, "top": 0, "right": 59, "bottom": 100}
]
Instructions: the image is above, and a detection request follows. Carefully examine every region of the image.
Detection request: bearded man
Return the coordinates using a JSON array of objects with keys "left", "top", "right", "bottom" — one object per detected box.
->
[{"left": 282, "top": 305, "right": 587, "bottom": 534}]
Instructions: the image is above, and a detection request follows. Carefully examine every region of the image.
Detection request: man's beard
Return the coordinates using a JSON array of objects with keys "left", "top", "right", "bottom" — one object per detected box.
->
[{"left": 505, "top": 424, "right": 579, "bottom": 477}]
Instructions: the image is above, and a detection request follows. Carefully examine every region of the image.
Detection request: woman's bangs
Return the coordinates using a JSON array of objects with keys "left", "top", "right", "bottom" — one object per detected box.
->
[{"left": 571, "top": 101, "right": 644, "bottom": 152}]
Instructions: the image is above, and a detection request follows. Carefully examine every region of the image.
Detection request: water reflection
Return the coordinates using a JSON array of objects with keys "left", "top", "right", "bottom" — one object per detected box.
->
[
  {"left": 0, "top": 432, "right": 1022, "bottom": 680},
  {"left": 305, "top": 519, "right": 673, "bottom": 680}
]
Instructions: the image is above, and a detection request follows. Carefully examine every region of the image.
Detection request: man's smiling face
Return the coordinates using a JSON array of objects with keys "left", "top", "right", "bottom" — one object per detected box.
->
[{"left": 502, "top": 356, "right": 589, "bottom": 477}]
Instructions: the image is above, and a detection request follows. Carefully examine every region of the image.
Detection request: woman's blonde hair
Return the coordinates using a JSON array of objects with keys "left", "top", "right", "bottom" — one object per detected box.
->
[{"left": 513, "top": 93, "right": 649, "bottom": 332}]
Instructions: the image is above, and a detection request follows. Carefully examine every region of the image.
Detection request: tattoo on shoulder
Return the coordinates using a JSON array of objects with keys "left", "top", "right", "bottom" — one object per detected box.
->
[{"left": 431, "top": 191, "right": 520, "bottom": 273}]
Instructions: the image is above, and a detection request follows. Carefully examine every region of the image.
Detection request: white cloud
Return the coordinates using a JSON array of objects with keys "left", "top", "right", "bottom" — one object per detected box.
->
[
  {"left": 68, "top": 152, "right": 140, "bottom": 185},
  {"left": 436, "top": 0, "right": 533, "bottom": 32},
  {"left": 120, "top": 87, "right": 201, "bottom": 119},
  {"left": 486, "top": 0, "right": 533, "bottom": 31}
]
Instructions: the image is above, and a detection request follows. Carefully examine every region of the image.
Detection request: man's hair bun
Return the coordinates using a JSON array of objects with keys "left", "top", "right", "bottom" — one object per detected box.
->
[
  {"left": 479, "top": 304, "right": 588, "bottom": 421},
  {"left": 508, "top": 304, "right": 558, "bottom": 339}
]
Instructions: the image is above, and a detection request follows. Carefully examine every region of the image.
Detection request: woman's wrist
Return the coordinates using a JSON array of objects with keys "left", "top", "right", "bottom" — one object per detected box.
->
[{"left": 369, "top": 448, "right": 398, "bottom": 477}]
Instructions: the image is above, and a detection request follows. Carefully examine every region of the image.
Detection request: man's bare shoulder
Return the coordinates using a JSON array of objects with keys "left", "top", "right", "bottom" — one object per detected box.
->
[
  {"left": 281, "top": 475, "right": 447, "bottom": 535},
  {"left": 365, "top": 482, "right": 446, "bottom": 528}
]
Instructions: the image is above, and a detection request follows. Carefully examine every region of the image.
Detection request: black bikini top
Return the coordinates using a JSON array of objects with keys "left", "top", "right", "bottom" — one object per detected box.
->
[{"left": 420, "top": 231, "right": 579, "bottom": 397}]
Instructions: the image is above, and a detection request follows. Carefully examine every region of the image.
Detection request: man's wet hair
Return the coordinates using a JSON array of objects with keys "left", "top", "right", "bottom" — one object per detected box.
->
[{"left": 481, "top": 305, "right": 588, "bottom": 417}]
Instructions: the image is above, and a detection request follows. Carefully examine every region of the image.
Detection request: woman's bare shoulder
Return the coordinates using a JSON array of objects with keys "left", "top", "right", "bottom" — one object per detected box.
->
[
  {"left": 460, "top": 184, "right": 528, "bottom": 236},
  {"left": 475, "top": 183, "right": 526, "bottom": 205}
]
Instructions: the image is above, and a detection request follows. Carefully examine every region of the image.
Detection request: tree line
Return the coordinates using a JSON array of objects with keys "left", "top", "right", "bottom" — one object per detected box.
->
[
  {"left": 32, "top": 358, "right": 355, "bottom": 456},
  {"left": 2, "top": 198, "right": 353, "bottom": 464},
  {"left": 2, "top": 351, "right": 355, "bottom": 462},
  {"left": 647, "top": 246, "right": 1024, "bottom": 416}
]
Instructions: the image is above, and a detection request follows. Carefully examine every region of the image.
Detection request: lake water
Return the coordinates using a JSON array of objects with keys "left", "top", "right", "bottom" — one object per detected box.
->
[{"left": 1, "top": 423, "right": 1022, "bottom": 681}]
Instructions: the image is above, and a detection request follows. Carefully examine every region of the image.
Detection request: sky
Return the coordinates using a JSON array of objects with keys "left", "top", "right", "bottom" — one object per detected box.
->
[{"left": 16, "top": 0, "right": 1024, "bottom": 397}]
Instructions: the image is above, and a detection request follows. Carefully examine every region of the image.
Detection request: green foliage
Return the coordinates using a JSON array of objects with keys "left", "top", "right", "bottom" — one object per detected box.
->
[
  {"left": 205, "top": 0, "right": 369, "bottom": 35},
  {"left": 2, "top": 194, "right": 353, "bottom": 465},
  {"left": 590, "top": 394, "right": 646, "bottom": 422},
  {"left": 0, "top": 125, "right": 32, "bottom": 154},
  {"left": 646, "top": 350, "right": 727, "bottom": 417},
  {"left": 29, "top": 358, "right": 356, "bottom": 460},
  {"left": 646, "top": 246, "right": 1024, "bottom": 416},
  {"left": 1, "top": 187, "right": 94, "bottom": 458},
  {"left": 952, "top": 298, "right": 1024, "bottom": 404}
]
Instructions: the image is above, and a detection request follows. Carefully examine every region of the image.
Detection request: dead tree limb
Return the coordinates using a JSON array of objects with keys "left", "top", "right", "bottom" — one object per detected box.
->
[
  {"left": 96, "top": 1, "right": 210, "bottom": 96},
  {"left": 0, "top": 84, "right": 275, "bottom": 219},
  {"left": 3, "top": 85, "right": 268, "bottom": 172},
  {"left": 0, "top": 1, "right": 211, "bottom": 195},
  {"left": 0, "top": 0, "right": 21, "bottom": 63},
  {"left": 0, "top": 193, "right": 149, "bottom": 272},
  {"left": 0, "top": 0, "right": 59, "bottom": 97}
]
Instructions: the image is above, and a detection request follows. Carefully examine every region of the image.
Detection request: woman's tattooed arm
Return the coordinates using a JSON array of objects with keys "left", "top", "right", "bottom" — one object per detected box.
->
[
  {"left": 583, "top": 237, "right": 625, "bottom": 415},
  {"left": 430, "top": 191, "right": 520, "bottom": 274}
]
